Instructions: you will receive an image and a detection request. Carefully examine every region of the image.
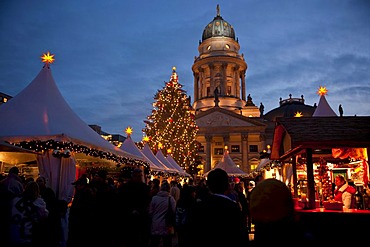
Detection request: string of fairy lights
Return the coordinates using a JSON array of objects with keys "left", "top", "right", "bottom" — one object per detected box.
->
[{"left": 8, "top": 139, "right": 149, "bottom": 169}]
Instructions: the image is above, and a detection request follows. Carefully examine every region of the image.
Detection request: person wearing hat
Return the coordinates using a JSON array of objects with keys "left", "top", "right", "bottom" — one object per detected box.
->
[{"left": 249, "top": 178, "right": 302, "bottom": 246}]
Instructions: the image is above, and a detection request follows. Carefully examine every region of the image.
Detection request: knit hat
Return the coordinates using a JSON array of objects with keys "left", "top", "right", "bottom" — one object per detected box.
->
[{"left": 250, "top": 178, "right": 294, "bottom": 223}]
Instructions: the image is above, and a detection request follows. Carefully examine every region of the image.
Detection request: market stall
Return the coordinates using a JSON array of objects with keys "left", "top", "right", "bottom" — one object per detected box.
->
[{"left": 270, "top": 116, "right": 370, "bottom": 209}]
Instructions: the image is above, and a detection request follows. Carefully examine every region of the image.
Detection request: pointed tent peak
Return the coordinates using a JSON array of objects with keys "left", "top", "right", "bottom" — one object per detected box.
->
[
  {"left": 41, "top": 51, "right": 55, "bottom": 68},
  {"left": 313, "top": 86, "right": 337, "bottom": 117},
  {"left": 120, "top": 135, "right": 143, "bottom": 158}
]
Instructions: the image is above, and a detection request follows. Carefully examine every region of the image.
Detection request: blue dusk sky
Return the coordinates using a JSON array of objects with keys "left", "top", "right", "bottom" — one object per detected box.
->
[{"left": 1, "top": 0, "right": 369, "bottom": 141}]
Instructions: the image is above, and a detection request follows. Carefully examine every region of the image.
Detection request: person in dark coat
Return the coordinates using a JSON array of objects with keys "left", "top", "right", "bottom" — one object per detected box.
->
[
  {"left": 116, "top": 168, "right": 151, "bottom": 247},
  {"left": 250, "top": 178, "right": 303, "bottom": 246},
  {"left": 188, "top": 168, "right": 250, "bottom": 247}
]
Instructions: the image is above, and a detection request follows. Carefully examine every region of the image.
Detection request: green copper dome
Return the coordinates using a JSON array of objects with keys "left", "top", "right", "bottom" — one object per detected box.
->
[{"left": 202, "top": 5, "right": 236, "bottom": 41}]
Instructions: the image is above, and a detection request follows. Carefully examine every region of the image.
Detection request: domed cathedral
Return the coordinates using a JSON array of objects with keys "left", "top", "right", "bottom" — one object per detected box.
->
[{"left": 192, "top": 5, "right": 267, "bottom": 175}]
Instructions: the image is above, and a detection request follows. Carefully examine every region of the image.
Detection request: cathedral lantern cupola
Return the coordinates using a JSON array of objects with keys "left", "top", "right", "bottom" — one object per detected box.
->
[{"left": 192, "top": 5, "right": 260, "bottom": 118}]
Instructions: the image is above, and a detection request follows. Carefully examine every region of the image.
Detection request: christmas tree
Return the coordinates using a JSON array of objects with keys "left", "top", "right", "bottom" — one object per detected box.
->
[{"left": 143, "top": 67, "right": 199, "bottom": 175}]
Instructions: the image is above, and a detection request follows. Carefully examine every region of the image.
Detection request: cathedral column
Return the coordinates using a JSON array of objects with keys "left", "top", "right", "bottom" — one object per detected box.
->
[
  {"left": 221, "top": 63, "right": 227, "bottom": 95},
  {"left": 234, "top": 65, "right": 240, "bottom": 98},
  {"left": 193, "top": 72, "right": 199, "bottom": 101},
  {"left": 199, "top": 67, "right": 204, "bottom": 98},
  {"left": 222, "top": 134, "right": 230, "bottom": 150},
  {"left": 260, "top": 134, "right": 266, "bottom": 153},
  {"left": 241, "top": 71, "right": 246, "bottom": 101},
  {"left": 209, "top": 63, "right": 215, "bottom": 96},
  {"left": 241, "top": 133, "right": 249, "bottom": 172},
  {"left": 205, "top": 135, "right": 212, "bottom": 172}
]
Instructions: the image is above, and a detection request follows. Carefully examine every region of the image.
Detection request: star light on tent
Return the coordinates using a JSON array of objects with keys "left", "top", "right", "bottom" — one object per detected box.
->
[
  {"left": 142, "top": 136, "right": 150, "bottom": 142},
  {"left": 317, "top": 86, "right": 328, "bottom": 96},
  {"left": 41, "top": 51, "right": 55, "bottom": 64},
  {"left": 295, "top": 112, "right": 303, "bottom": 117},
  {"left": 125, "top": 126, "right": 133, "bottom": 136}
]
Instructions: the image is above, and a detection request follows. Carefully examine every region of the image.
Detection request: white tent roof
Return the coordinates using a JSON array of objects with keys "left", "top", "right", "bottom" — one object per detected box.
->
[
  {"left": 256, "top": 158, "right": 272, "bottom": 171},
  {"left": 155, "top": 149, "right": 181, "bottom": 175},
  {"left": 0, "top": 63, "right": 143, "bottom": 162},
  {"left": 204, "top": 150, "right": 247, "bottom": 177},
  {"left": 141, "top": 143, "right": 175, "bottom": 173},
  {"left": 155, "top": 150, "right": 188, "bottom": 176},
  {"left": 120, "top": 136, "right": 163, "bottom": 172},
  {"left": 166, "top": 154, "right": 191, "bottom": 177},
  {"left": 313, "top": 94, "right": 337, "bottom": 117}
]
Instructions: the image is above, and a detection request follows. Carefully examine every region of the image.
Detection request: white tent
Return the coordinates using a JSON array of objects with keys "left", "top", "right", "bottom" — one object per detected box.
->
[
  {"left": 204, "top": 150, "right": 247, "bottom": 177},
  {"left": 312, "top": 88, "right": 337, "bottom": 117},
  {"left": 166, "top": 153, "right": 191, "bottom": 177},
  {"left": 0, "top": 62, "right": 145, "bottom": 201},
  {"left": 141, "top": 143, "right": 176, "bottom": 174},
  {"left": 256, "top": 158, "right": 272, "bottom": 171},
  {"left": 155, "top": 149, "right": 182, "bottom": 174},
  {"left": 120, "top": 136, "right": 164, "bottom": 172}
]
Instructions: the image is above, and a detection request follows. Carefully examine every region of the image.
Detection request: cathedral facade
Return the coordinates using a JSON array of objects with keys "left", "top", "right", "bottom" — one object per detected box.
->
[{"left": 192, "top": 6, "right": 268, "bottom": 174}]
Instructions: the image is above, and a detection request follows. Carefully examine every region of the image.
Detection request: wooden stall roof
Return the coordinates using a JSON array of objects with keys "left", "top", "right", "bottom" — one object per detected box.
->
[{"left": 271, "top": 116, "right": 370, "bottom": 160}]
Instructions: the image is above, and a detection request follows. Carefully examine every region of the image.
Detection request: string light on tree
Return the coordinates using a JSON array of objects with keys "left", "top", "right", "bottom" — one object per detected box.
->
[{"left": 143, "top": 67, "right": 199, "bottom": 175}]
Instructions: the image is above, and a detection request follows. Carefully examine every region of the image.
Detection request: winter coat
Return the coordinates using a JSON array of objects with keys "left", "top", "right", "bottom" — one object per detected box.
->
[
  {"left": 9, "top": 196, "right": 49, "bottom": 245},
  {"left": 149, "top": 191, "right": 176, "bottom": 236}
]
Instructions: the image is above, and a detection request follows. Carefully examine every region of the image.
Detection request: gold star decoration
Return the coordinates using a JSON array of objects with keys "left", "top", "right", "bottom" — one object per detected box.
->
[
  {"left": 142, "top": 136, "right": 150, "bottom": 142},
  {"left": 125, "top": 126, "right": 133, "bottom": 136},
  {"left": 41, "top": 52, "right": 55, "bottom": 64},
  {"left": 317, "top": 86, "right": 328, "bottom": 96},
  {"left": 295, "top": 112, "right": 303, "bottom": 117}
]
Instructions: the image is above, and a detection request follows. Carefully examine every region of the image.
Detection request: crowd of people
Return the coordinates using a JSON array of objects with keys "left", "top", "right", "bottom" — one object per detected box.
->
[{"left": 1, "top": 165, "right": 357, "bottom": 247}]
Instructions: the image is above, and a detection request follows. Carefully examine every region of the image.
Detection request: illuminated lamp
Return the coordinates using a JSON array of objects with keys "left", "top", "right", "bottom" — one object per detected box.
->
[
  {"left": 294, "top": 112, "right": 303, "bottom": 117},
  {"left": 41, "top": 51, "right": 55, "bottom": 64},
  {"left": 317, "top": 86, "right": 328, "bottom": 96},
  {"left": 125, "top": 126, "right": 133, "bottom": 136}
]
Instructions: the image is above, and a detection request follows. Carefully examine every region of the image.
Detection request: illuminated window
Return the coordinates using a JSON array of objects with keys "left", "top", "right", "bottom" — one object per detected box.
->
[
  {"left": 214, "top": 148, "right": 224, "bottom": 155},
  {"left": 207, "top": 45, "right": 211, "bottom": 50},
  {"left": 231, "top": 145, "right": 240, "bottom": 153},
  {"left": 225, "top": 44, "right": 230, "bottom": 49},
  {"left": 249, "top": 145, "right": 258, "bottom": 153},
  {"left": 198, "top": 145, "right": 204, "bottom": 153},
  {"left": 227, "top": 86, "right": 231, "bottom": 95},
  {"left": 207, "top": 87, "right": 210, "bottom": 96}
]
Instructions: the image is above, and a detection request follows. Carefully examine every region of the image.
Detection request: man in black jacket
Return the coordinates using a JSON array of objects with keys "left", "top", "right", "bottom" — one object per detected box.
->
[{"left": 188, "top": 168, "right": 250, "bottom": 247}]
